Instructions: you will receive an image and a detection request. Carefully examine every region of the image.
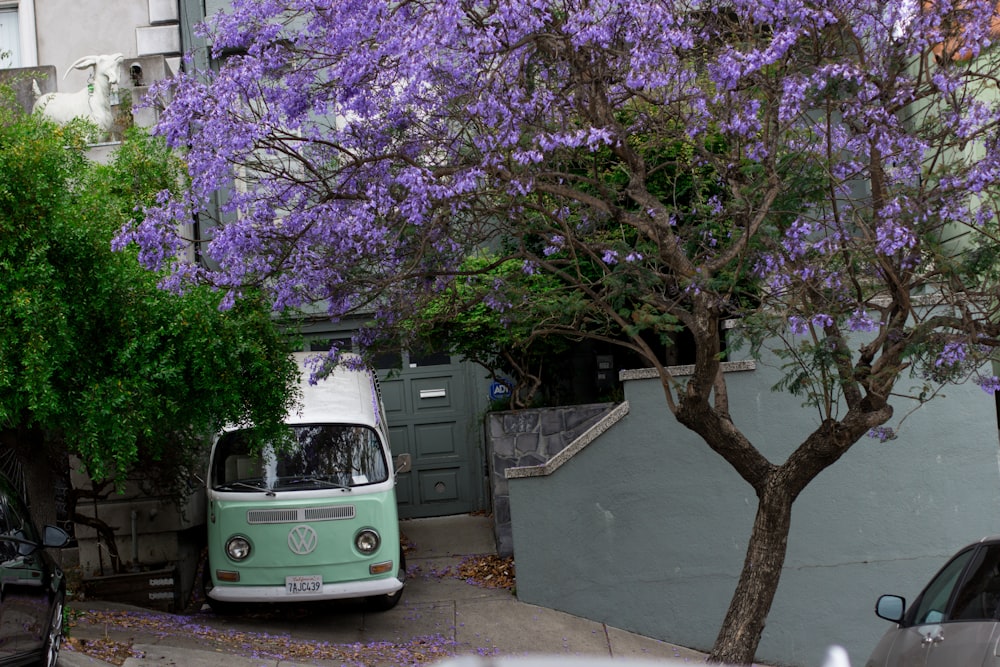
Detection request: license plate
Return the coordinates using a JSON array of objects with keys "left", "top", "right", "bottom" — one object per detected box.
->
[{"left": 285, "top": 575, "right": 322, "bottom": 595}]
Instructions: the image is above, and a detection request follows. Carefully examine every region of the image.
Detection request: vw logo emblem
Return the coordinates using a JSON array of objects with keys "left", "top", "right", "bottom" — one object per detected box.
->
[{"left": 287, "top": 525, "right": 318, "bottom": 555}]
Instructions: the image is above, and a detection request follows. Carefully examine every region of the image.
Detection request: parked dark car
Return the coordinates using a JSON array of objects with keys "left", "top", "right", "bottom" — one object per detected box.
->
[
  {"left": 0, "top": 471, "right": 69, "bottom": 667},
  {"left": 867, "top": 536, "right": 1000, "bottom": 667}
]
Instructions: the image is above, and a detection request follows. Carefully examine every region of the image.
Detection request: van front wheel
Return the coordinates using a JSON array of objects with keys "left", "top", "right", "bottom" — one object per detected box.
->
[
  {"left": 367, "top": 551, "right": 406, "bottom": 611},
  {"left": 206, "top": 597, "right": 240, "bottom": 615}
]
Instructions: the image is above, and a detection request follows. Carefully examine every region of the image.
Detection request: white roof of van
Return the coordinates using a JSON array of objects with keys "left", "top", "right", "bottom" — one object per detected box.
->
[{"left": 288, "top": 352, "right": 381, "bottom": 428}]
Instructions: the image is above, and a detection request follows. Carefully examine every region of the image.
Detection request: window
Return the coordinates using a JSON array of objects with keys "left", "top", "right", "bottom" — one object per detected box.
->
[
  {"left": 950, "top": 545, "right": 1000, "bottom": 621},
  {"left": 0, "top": 482, "right": 37, "bottom": 562},
  {"left": 0, "top": 8, "right": 20, "bottom": 68},
  {"left": 408, "top": 346, "right": 451, "bottom": 367},
  {"left": 909, "top": 547, "right": 975, "bottom": 625},
  {"left": 212, "top": 424, "right": 389, "bottom": 491},
  {"left": 308, "top": 336, "right": 353, "bottom": 353}
]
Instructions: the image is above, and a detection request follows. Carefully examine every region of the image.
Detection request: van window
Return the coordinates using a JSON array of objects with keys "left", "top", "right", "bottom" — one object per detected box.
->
[{"left": 212, "top": 425, "right": 388, "bottom": 492}]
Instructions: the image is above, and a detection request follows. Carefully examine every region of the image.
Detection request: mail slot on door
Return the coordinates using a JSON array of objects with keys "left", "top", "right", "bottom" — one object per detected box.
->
[{"left": 419, "top": 388, "right": 447, "bottom": 399}]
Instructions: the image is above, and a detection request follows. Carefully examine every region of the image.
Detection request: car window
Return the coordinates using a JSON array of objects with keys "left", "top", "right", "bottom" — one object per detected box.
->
[
  {"left": 0, "top": 488, "right": 37, "bottom": 561},
  {"left": 949, "top": 544, "right": 1000, "bottom": 621},
  {"left": 909, "top": 547, "right": 975, "bottom": 625},
  {"left": 0, "top": 495, "right": 29, "bottom": 536}
]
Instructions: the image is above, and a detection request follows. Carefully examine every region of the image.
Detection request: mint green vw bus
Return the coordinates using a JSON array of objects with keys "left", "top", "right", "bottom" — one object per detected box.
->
[{"left": 205, "top": 353, "right": 408, "bottom": 612}]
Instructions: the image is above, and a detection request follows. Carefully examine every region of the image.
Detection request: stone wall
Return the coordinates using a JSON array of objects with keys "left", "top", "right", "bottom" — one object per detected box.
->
[{"left": 486, "top": 403, "right": 614, "bottom": 556}]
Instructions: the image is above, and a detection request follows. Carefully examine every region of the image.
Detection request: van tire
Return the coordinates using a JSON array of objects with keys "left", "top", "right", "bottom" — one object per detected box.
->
[
  {"left": 206, "top": 597, "right": 240, "bottom": 615},
  {"left": 367, "top": 550, "right": 406, "bottom": 611}
]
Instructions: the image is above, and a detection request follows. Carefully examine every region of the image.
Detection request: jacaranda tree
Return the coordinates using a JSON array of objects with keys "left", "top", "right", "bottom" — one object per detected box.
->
[{"left": 118, "top": 0, "right": 1000, "bottom": 662}]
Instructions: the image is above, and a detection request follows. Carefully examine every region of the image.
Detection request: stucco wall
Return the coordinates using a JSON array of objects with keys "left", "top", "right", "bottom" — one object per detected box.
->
[
  {"left": 508, "top": 349, "right": 1000, "bottom": 667},
  {"left": 34, "top": 1, "right": 149, "bottom": 93}
]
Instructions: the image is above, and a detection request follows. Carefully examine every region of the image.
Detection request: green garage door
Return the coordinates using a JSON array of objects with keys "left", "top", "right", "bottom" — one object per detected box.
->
[{"left": 378, "top": 352, "right": 488, "bottom": 519}]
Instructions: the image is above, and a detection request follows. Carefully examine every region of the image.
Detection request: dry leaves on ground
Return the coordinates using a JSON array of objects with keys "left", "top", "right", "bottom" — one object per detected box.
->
[
  {"left": 456, "top": 554, "right": 516, "bottom": 590},
  {"left": 65, "top": 609, "right": 479, "bottom": 666},
  {"left": 64, "top": 636, "right": 142, "bottom": 666}
]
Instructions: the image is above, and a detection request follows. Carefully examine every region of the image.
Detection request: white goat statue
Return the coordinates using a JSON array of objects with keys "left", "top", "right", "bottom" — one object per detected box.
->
[{"left": 31, "top": 53, "right": 124, "bottom": 139}]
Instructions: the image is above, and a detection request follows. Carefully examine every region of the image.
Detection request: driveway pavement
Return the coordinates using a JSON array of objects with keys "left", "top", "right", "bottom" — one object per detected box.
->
[{"left": 57, "top": 514, "right": 712, "bottom": 666}]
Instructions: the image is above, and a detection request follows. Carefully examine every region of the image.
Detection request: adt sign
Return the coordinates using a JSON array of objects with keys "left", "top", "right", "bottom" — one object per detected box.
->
[{"left": 489, "top": 380, "right": 512, "bottom": 402}]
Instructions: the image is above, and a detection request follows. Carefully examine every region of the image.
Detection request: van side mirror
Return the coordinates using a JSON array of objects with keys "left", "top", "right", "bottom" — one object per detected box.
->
[{"left": 394, "top": 453, "right": 412, "bottom": 475}]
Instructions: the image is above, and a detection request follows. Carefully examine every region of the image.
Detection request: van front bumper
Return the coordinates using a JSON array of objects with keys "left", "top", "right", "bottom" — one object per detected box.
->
[{"left": 208, "top": 577, "right": 403, "bottom": 603}]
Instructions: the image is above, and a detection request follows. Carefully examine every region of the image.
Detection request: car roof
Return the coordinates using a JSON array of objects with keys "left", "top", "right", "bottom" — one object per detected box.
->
[
  {"left": 946, "top": 535, "right": 1000, "bottom": 551},
  {"left": 287, "top": 352, "right": 381, "bottom": 429}
]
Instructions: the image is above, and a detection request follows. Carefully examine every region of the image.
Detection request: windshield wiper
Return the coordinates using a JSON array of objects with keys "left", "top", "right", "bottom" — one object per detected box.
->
[
  {"left": 285, "top": 476, "right": 351, "bottom": 491},
  {"left": 216, "top": 480, "right": 275, "bottom": 496}
]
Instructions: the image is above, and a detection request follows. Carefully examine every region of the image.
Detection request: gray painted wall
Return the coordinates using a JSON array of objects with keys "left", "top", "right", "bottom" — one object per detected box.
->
[
  {"left": 34, "top": 0, "right": 149, "bottom": 92},
  {"left": 508, "top": 348, "right": 1000, "bottom": 667}
]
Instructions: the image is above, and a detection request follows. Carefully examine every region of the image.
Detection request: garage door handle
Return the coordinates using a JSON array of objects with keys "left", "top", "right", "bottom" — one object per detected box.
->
[{"left": 420, "top": 389, "right": 447, "bottom": 399}]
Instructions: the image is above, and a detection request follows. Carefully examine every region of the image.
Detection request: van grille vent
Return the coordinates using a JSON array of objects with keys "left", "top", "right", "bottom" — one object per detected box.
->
[
  {"left": 247, "top": 509, "right": 298, "bottom": 524},
  {"left": 304, "top": 506, "right": 356, "bottom": 521},
  {"left": 246, "top": 506, "right": 356, "bottom": 524}
]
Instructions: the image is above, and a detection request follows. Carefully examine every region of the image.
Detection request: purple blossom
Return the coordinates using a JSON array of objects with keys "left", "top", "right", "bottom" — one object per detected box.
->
[
  {"left": 811, "top": 313, "right": 834, "bottom": 329},
  {"left": 707, "top": 195, "right": 724, "bottom": 215},
  {"left": 868, "top": 426, "right": 896, "bottom": 442},
  {"left": 781, "top": 219, "right": 814, "bottom": 259},
  {"left": 107, "top": 0, "right": 1000, "bottom": 461},
  {"left": 874, "top": 220, "right": 917, "bottom": 256},
  {"left": 976, "top": 375, "right": 1000, "bottom": 394},
  {"left": 846, "top": 309, "right": 877, "bottom": 332},
  {"left": 544, "top": 235, "right": 565, "bottom": 256},
  {"left": 935, "top": 342, "right": 967, "bottom": 368}
]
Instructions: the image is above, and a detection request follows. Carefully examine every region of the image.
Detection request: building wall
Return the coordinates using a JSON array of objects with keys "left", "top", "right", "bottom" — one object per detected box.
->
[
  {"left": 34, "top": 1, "right": 148, "bottom": 92},
  {"left": 26, "top": 0, "right": 181, "bottom": 103},
  {"left": 508, "top": 347, "right": 1000, "bottom": 667}
]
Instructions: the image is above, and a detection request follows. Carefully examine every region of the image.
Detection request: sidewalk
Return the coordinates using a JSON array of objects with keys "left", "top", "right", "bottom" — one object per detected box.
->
[{"left": 58, "top": 514, "right": 711, "bottom": 666}]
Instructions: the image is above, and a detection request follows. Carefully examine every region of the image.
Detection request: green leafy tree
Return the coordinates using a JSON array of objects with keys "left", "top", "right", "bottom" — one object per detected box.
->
[
  {"left": 406, "top": 254, "right": 576, "bottom": 408},
  {"left": 0, "top": 93, "right": 298, "bottom": 567}
]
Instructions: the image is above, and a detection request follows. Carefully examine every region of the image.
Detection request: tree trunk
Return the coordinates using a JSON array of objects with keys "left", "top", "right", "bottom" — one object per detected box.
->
[
  {"left": 71, "top": 508, "right": 123, "bottom": 575},
  {"left": 708, "top": 476, "right": 794, "bottom": 665},
  {"left": 68, "top": 481, "right": 125, "bottom": 575}
]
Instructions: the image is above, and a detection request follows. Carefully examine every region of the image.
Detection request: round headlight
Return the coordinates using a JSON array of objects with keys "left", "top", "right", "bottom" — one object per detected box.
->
[
  {"left": 226, "top": 535, "right": 252, "bottom": 561},
  {"left": 355, "top": 529, "right": 380, "bottom": 554}
]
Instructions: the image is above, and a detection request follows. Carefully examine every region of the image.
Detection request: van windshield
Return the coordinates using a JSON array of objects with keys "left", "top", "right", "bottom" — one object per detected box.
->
[{"left": 212, "top": 425, "right": 389, "bottom": 492}]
